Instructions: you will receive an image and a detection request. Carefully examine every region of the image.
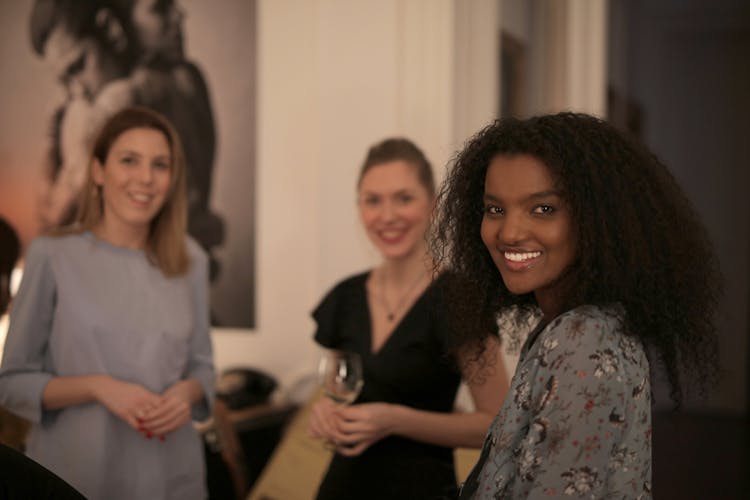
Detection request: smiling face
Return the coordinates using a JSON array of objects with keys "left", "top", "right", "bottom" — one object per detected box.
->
[
  {"left": 358, "top": 160, "right": 434, "bottom": 262},
  {"left": 92, "top": 127, "right": 172, "bottom": 238},
  {"left": 481, "top": 154, "right": 577, "bottom": 316}
]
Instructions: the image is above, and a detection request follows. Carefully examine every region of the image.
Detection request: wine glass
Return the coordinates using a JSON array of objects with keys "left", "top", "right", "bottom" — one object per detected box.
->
[{"left": 317, "top": 350, "right": 364, "bottom": 405}]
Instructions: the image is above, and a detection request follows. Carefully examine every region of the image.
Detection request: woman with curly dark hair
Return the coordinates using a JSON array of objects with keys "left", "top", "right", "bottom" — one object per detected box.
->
[{"left": 432, "top": 112, "right": 720, "bottom": 499}]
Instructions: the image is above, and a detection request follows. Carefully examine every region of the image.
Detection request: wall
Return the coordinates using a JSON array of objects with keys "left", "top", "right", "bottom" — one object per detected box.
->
[
  {"left": 624, "top": 0, "right": 750, "bottom": 414},
  {"left": 211, "top": 0, "right": 500, "bottom": 389}
]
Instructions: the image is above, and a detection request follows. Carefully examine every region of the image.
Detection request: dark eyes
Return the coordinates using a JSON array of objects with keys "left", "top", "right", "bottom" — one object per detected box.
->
[
  {"left": 119, "top": 157, "right": 170, "bottom": 170},
  {"left": 533, "top": 204, "right": 555, "bottom": 215},
  {"left": 483, "top": 204, "right": 556, "bottom": 216},
  {"left": 361, "top": 194, "right": 414, "bottom": 206}
]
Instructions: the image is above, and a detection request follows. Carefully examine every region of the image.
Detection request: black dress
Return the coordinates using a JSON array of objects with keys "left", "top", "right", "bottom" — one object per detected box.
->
[{"left": 313, "top": 272, "right": 461, "bottom": 500}]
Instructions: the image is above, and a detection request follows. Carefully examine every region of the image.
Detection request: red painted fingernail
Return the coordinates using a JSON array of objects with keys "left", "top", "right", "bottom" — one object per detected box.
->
[
  {"left": 159, "top": 435, "right": 166, "bottom": 442},
  {"left": 146, "top": 432, "right": 152, "bottom": 438},
  {"left": 136, "top": 417, "right": 143, "bottom": 423}
]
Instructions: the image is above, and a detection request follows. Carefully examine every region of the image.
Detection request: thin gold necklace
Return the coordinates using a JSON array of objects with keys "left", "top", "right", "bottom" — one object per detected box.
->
[{"left": 378, "top": 269, "right": 427, "bottom": 322}]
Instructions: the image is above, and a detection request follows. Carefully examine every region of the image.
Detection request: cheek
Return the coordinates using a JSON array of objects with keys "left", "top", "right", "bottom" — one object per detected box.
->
[
  {"left": 547, "top": 223, "right": 577, "bottom": 265},
  {"left": 358, "top": 208, "right": 378, "bottom": 229},
  {"left": 402, "top": 202, "right": 431, "bottom": 225},
  {"left": 480, "top": 218, "right": 494, "bottom": 251}
]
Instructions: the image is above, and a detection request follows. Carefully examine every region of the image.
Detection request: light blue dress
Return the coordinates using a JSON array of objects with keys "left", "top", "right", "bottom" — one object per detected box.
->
[{"left": 0, "top": 232, "right": 214, "bottom": 500}]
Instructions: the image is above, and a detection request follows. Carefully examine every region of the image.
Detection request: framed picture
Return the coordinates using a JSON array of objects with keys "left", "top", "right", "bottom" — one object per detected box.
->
[{"left": 0, "top": 0, "right": 256, "bottom": 328}]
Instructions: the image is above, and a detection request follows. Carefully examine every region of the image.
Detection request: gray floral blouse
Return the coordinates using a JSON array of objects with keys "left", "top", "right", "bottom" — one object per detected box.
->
[{"left": 460, "top": 305, "right": 652, "bottom": 499}]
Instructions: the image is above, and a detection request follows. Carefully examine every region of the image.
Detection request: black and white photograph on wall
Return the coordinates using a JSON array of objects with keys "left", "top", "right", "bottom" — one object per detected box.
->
[{"left": 0, "top": 0, "right": 256, "bottom": 328}]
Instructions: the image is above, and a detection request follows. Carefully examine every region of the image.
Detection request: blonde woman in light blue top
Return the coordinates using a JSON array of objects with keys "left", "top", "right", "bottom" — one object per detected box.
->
[{"left": 0, "top": 107, "right": 214, "bottom": 500}]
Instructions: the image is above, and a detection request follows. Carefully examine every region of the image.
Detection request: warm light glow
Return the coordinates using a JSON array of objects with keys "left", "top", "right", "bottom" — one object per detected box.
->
[
  {"left": 10, "top": 265, "right": 22, "bottom": 296},
  {"left": 0, "top": 313, "right": 8, "bottom": 361},
  {"left": 0, "top": 265, "right": 23, "bottom": 361}
]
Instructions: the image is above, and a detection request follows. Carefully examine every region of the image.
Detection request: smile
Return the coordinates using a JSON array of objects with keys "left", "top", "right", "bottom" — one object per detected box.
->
[
  {"left": 504, "top": 251, "right": 541, "bottom": 262},
  {"left": 378, "top": 228, "right": 408, "bottom": 243},
  {"left": 128, "top": 192, "right": 155, "bottom": 205}
]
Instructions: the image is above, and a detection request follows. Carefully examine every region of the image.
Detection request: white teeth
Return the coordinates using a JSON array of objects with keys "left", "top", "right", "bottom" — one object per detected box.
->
[
  {"left": 504, "top": 251, "right": 541, "bottom": 262},
  {"left": 381, "top": 230, "right": 404, "bottom": 238},
  {"left": 130, "top": 193, "right": 152, "bottom": 203}
]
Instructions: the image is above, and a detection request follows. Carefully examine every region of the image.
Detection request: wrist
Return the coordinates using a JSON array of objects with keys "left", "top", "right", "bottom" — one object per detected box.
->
[
  {"left": 89, "top": 374, "right": 111, "bottom": 402},
  {"left": 385, "top": 403, "right": 404, "bottom": 436}
]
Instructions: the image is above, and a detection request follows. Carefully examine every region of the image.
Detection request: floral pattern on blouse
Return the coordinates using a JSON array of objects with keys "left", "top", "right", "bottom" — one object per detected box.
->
[{"left": 462, "top": 305, "right": 652, "bottom": 499}]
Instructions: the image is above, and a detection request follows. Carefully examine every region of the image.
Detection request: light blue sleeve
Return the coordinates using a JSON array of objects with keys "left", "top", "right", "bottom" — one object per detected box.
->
[
  {"left": 184, "top": 241, "right": 215, "bottom": 421},
  {"left": 0, "top": 239, "right": 56, "bottom": 423}
]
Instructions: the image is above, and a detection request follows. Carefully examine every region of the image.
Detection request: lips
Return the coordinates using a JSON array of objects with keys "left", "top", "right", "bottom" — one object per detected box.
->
[
  {"left": 377, "top": 228, "right": 409, "bottom": 244},
  {"left": 502, "top": 250, "right": 542, "bottom": 271},
  {"left": 128, "top": 192, "right": 155, "bottom": 208}
]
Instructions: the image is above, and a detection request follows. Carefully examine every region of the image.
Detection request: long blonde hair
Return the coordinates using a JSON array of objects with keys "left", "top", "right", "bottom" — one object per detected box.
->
[{"left": 72, "top": 106, "right": 190, "bottom": 276}]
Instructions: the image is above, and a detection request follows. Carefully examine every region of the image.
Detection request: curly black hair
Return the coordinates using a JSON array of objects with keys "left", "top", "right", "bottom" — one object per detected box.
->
[{"left": 431, "top": 112, "right": 721, "bottom": 406}]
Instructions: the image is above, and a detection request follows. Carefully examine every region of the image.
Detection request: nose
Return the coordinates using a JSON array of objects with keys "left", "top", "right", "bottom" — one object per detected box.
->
[
  {"left": 137, "top": 164, "right": 154, "bottom": 184},
  {"left": 497, "top": 210, "right": 527, "bottom": 245},
  {"left": 379, "top": 200, "right": 396, "bottom": 222}
]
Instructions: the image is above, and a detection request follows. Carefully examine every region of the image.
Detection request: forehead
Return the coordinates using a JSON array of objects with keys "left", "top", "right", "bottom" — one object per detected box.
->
[
  {"left": 359, "top": 160, "right": 425, "bottom": 192},
  {"left": 485, "top": 154, "right": 556, "bottom": 195},
  {"left": 109, "top": 127, "right": 171, "bottom": 154}
]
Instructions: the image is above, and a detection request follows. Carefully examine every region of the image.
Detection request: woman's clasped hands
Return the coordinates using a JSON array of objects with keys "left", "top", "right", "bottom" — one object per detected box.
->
[
  {"left": 94, "top": 375, "right": 194, "bottom": 441},
  {"left": 308, "top": 398, "right": 396, "bottom": 456}
]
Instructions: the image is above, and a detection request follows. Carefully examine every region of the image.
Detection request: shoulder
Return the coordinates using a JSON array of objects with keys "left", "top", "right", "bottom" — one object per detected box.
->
[
  {"left": 312, "top": 271, "right": 369, "bottom": 318},
  {"left": 186, "top": 237, "right": 208, "bottom": 272},
  {"left": 323, "top": 271, "right": 369, "bottom": 297},
  {"left": 533, "top": 305, "right": 648, "bottom": 378},
  {"left": 544, "top": 305, "right": 625, "bottom": 347},
  {"left": 27, "top": 232, "right": 86, "bottom": 259}
]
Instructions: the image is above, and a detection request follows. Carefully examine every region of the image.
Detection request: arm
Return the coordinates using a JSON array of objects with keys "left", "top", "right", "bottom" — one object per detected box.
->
[
  {"left": 326, "top": 339, "right": 508, "bottom": 456},
  {"left": 140, "top": 243, "right": 214, "bottom": 436},
  {"left": 179, "top": 243, "right": 214, "bottom": 420},
  {"left": 0, "top": 240, "right": 58, "bottom": 423},
  {"left": 0, "top": 239, "right": 164, "bottom": 429},
  {"left": 42, "top": 374, "right": 162, "bottom": 430}
]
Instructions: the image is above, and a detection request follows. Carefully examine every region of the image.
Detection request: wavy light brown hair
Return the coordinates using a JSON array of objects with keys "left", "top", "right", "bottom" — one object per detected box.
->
[
  {"left": 432, "top": 112, "right": 721, "bottom": 406},
  {"left": 72, "top": 106, "right": 189, "bottom": 276}
]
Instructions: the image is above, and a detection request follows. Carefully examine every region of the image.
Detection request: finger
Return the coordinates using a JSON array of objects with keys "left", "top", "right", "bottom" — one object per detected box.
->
[
  {"left": 311, "top": 408, "right": 340, "bottom": 439},
  {"left": 309, "top": 412, "right": 337, "bottom": 440},
  {"left": 337, "top": 420, "right": 374, "bottom": 434},
  {"left": 141, "top": 402, "right": 188, "bottom": 432},
  {"left": 336, "top": 440, "right": 370, "bottom": 457},
  {"left": 335, "top": 431, "right": 370, "bottom": 446},
  {"left": 146, "top": 410, "right": 190, "bottom": 436}
]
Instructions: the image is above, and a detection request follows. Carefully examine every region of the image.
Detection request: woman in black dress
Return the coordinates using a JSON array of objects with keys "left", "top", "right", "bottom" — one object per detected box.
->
[{"left": 308, "top": 138, "right": 508, "bottom": 499}]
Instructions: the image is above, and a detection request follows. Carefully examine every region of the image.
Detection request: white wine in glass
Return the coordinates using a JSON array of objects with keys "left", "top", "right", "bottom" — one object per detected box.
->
[{"left": 318, "top": 350, "right": 364, "bottom": 405}]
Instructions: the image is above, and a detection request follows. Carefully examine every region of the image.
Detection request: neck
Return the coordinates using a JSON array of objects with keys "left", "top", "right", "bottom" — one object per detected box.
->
[
  {"left": 381, "top": 248, "right": 432, "bottom": 287},
  {"left": 94, "top": 219, "right": 150, "bottom": 250}
]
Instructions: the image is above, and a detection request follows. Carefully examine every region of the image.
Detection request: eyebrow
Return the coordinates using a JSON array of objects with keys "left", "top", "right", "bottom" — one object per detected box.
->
[
  {"left": 114, "top": 150, "right": 171, "bottom": 160},
  {"left": 483, "top": 190, "right": 562, "bottom": 202}
]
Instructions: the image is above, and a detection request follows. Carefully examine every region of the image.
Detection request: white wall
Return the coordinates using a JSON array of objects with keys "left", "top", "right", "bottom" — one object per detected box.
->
[
  {"left": 211, "top": 0, "right": 609, "bottom": 392},
  {"left": 211, "top": 0, "right": 499, "bottom": 389}
]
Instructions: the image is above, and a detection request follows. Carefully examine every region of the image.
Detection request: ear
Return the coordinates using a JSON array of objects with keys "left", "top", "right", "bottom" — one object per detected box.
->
[
  {"left": 95, "top": 9, "right": 128, "bottom": 53},
  {"left": 91, "top": 159, "right": 105, "bottom": 186}
]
